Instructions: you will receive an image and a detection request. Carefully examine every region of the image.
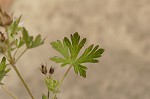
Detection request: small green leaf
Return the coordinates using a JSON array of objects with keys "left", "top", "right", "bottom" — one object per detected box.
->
[
  {"left": 9, "top": 16, "right": 22, "bottom": 36},
  {"left": 28, "top": 34, "right": 44, "bottom": 48},
  {"left": 5, "top": 16, "right": 22, "bottom": 46},
  {"left": 0, "top": 57, "right": 10, "bottom": 83},
  {"left": 22, "top": 28, "right": 33, "bottom": 47},
  {"left": 42, "top": 94, "right": 47, "bottom": 99}
]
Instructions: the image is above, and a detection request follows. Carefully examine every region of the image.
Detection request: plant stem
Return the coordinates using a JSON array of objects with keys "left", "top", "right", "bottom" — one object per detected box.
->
[
  {"left": 15, "top": 48, "right": 27, "bottom": 63},
  {"left": 47, "top": 91, "right": 49, "bottom": 99},
  {"left": 4, "top": 21, "right": 34, "bottom": 99},
  {"left": 13, "top": 48, "right": 19, "bottom": 59},
  {"left": 11, "top": 64, "right": 35, "bottom": 99},
  {"left": 60, "top": 65, "right": 72, "bottom": 87},
  {"left": 1, "top": 85, "right": 16, "bottom": 99},
  {"left": 52, "top": 94, "right": 57, "bottom": 99}
]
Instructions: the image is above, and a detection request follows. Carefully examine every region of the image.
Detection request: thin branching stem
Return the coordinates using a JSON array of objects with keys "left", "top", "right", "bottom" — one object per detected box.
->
[
  {"left": 15, "top": 48, "right": 27, "bottom": 63},
  {"left": 1, "top": 85, "right": 16, "bottom": 99},
  {"left": 5, "top": 27, "right": 34, "bottom": 99},
  {"left": 5, "top": 51, "right": 35, "bottom": 99},
  {"left": 11, "top": 64, "right": 35, "bottom": 99},
  {"left": 13, "top": 48, "right": 19, "bottom": 59},
  {"left": 7, "top": 44, "right": 34, "bottom": 99}
]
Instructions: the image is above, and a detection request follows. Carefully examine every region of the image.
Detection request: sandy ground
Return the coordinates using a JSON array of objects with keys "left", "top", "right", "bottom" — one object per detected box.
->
[{"left": 0, "top": 0, "right": 150, "bottom": 99}]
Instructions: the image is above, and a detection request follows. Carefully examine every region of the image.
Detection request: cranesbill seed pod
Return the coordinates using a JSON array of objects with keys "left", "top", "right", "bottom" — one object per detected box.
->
[
  {"left": 40, "top": 64, "right": 47, "bottom": 75},
  {"left": 49, "top": 67, "right": 54, "bottom": 74}
]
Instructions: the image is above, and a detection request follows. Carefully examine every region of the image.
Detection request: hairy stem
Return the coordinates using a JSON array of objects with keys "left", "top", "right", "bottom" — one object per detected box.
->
[
  {"left": 1, "top": 85, "right": 16, "bottom": 99},
  {"left": 11, "top": 64, "right": 35, "bottom": 99}
]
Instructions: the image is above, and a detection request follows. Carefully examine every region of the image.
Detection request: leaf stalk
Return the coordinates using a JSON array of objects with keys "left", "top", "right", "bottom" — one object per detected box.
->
[{"left": 60, "top": 65, "right": 72, "bottom": 87}]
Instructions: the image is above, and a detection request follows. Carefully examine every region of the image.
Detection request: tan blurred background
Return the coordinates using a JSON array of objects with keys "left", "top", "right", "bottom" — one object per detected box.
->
[{"left": 0, "top": 0, "right": 150, "bottom": 99}]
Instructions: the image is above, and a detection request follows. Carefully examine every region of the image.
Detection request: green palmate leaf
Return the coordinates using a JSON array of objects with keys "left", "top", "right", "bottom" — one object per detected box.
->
[
  {"left": 45, "top": 78, "right": 59, "bottom": 94},
  {"left": 22, "top": 28, "right": 44, "bottom": 49},
  {"left": 0, "top": 57, "right": 10, "bottom": 84},
  {"left": 50, "top": 32, "right": 104, "bottom": 78}
]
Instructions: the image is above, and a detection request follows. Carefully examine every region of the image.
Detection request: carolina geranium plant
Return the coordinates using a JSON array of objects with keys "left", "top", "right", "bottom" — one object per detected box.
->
[{"left": 0, "top": 8, "right": 104, "bottom": 99}]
